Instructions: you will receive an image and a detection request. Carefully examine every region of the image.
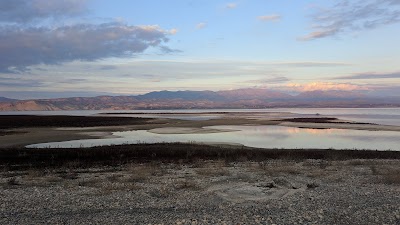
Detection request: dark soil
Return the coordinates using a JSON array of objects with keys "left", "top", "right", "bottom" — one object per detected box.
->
[
  {"left": 1, "top": 143, "right": 399, "bottom": 170},
  {"left": 0, "top": 115, "right": 152, "bottom": 129},
  {"left": 0, "top": 130, "right": 27, "bottom": 136},
  {"left": 99, "top": 112, "right": 231, "bottom": 115},
  {"left": 277, "top": 117, "right": 374, "bottom": 125}
]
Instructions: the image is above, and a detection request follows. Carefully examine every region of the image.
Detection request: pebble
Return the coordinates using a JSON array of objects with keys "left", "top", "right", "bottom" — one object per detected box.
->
[{"left": 1, "top": 160, "right": 399, "bottom": 224}]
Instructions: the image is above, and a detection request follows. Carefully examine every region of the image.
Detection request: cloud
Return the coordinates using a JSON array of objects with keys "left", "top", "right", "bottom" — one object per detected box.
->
[
  {"left": 270, "top": 61, "right": 350, "bottom": 67},
  {"left": 298, "top": 29, "right": 338, "bottom": 41},
  {"left": 57, "top": 78, "right": 88, "bottom": 84},
  {"left": 196, "top": 22, "right": 207, "bottom": 29},
  {"left": 169, "top": 28, "right": 178, "bottom": 35},
  {"left": 0, "top": 76, "right": 44, "bottom": 87},
  {"left": 149, "top": 78, "right": 161, "bottom": 83},
  {"left": 0, "top": 91, "right": 114, "bottom": 99},
  {"left": 225, "top": 3, "right": 237, "bottom": 9},
  {"left": 0, "top": 0, "right": 88, "bottom": 23},
  {"left": 300, "top": 0, "right": 400, "bottom": 41},
  {"left": 159, "top": 45, "right": 182, "bottom": 54},
  {"left": 0, "top": 23, "right": 172, "bottom": 72},
  {"left": 334, "top": 71, "right": 400, "bottom": 80},
  {"left": 257, "top": 14, "right": 281, "bottom": 22},
  {"left": 99, "top": 65, "right": 117, "bottom": 70},
  {"left": 285, "top": 82, "right": 369, "bottom": 92},
  {"left": 245, "top": 76, "right": 290, "bottom": 84},
  {"left": 0, "top": 0, "right": 177, "bottom": 72}
]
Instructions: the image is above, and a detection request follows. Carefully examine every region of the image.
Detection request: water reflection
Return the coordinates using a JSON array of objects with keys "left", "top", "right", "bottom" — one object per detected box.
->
[
  {"left": 2, "top": 108, "right": 400, "bottom": 125},
  {"left": 286, "top": 127, "right": 334, "bottom": 135},
  {"left": 27, "top": 125, "right": 400, "bottom": 151}
]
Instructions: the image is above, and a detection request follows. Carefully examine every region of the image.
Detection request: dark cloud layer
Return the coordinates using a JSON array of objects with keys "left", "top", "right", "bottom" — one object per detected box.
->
[
  {"left": 301, "top": 0, "right": 400, "bottom": 40},
  {"left": 335, "top": 71, "right": 400, "bottom": 80},
  {"left": 0, "top": 23, "right": 171, "bottom": 72},
  {"left": 272, "top": 62, "right": 350, "bottom": 67},
  {"left": 0, "top": 0, "right": 175, "bottom": 72},
  {"left": 0, "top": 0, "right": 88, "bottom": 23},
  {"left": 245, "top": 76, "right": 290, "bottom": 84},
  {"left": 0, "top": 77, "right": 44, "bottom": 87}
]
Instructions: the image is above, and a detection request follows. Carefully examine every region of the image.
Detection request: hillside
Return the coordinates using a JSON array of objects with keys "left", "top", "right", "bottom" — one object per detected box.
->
[
  {"left": 0, "top": 89, "right": 399, "bottom": 111},
  {"left": 0, "top": 97, "right": 16, "bottom": 103}
]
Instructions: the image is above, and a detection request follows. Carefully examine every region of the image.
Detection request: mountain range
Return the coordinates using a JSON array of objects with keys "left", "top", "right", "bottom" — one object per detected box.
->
[
  {"left": 0, "top": 97, "right": 16, "bottom": 103},
  {"left": 0, "top": 88, "right": 399, "bottom": 111}
]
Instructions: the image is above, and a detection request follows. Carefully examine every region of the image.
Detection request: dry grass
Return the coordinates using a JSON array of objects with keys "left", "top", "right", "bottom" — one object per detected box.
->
[
  {"left": 100, "top": 182, "right": 140, "bottom": 193},
  {"left": 302, "top": 160, "right": 333, "bottom": 169},
  {"left": 370, "top": 165, "right": 400, "bottom": 185},
  {"left": 195, "top": 161, "right": 231, "bottom": 177},
  {"left": 3, "top": 143, "right": 399, "bottom": 171},
  {"left": 257, "top": 161, "right": 303, "bottom": 176},
  {"left": 173, "top": 178, "right": 199, "bottom": 190},
  {"left": 305, "top": 170, "right": 329, "bottom": 178},
  {"left": 125, "top": 164, "right": 162, "bottom": 182},
  {"left": 382, "top": 173, "right": 400, "bottom": 185},
  {"left": 149, "top": 186, "right": 172, "bottom": 198},
  {"left": 43, "top": 175, "right": 63, "bottom": 183},
  {"left": 228, "top": 172, "right": 256, "bottom": 182},
  {"left": 58, "top": 171, "right": 79, "bottom": 180},
  {"left": 25, "top": 169, "right": 46, "bottom": 179},
  {"left": 78, "top": 178, "right": 102, "bottom": 187},
  {"left": 106, "top": 174, "right": 123, "bottom": 182}
]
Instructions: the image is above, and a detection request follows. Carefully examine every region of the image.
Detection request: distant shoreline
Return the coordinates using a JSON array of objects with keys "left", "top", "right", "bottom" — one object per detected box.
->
[
  {"left": 2, "top": 105, "right": 400, "bottom": 112},
  {"left": 1, "top": 113, "right": 400, "bottom": 148}
]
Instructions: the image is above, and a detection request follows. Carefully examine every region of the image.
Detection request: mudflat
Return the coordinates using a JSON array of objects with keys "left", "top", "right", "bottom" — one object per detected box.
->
[{"left": 1, "top": 113, "right": 400, "bottom": 148}]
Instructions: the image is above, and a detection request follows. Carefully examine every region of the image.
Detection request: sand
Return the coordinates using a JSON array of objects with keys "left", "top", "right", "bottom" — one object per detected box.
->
[
  {"left": 148, "top": 127, "right": 238, "bottom": 134},
  {"left": 280, "top": 121, "right": 400, "bottom": 131}
]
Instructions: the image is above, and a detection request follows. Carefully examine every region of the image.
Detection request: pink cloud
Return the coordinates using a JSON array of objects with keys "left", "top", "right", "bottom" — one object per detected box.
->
[{"left": 285, "top": 82, "right": 369, "bottom": 92}]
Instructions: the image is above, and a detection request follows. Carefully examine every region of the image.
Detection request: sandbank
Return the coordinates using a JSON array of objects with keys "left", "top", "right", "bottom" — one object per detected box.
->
[
  {"left": 148, "top": 127, "right": 238, "bottom": 134},
  {"left": 280, "top": 121, "right": 400, "bottom": 131}
]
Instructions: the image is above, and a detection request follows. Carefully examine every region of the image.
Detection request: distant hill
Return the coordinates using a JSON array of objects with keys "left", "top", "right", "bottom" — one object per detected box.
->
[
  {"left": 296, "top": 90, "right": 366, "bottom": 100},
  {"left": 218, "top": 88, "right": 292, "bottom": 100},
  {"left": 0, "top": 88, "right": 399, "bottom": 111},
  {"left": 137, "top": 90, "right": 224, "bottom": 101},
  {"left": 0, "top": 97, "right": 16, "bottom": 103},
  {"left": 137, "top": 89, "right": 291, "bottom": 101}
]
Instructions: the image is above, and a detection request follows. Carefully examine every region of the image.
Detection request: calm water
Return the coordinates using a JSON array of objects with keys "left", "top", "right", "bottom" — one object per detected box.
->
[
  {"left": 2, "top": 108, "right": 400, "bottom": 124},
  {"left": 3, "top": 108, "right": 399, "bottom": 150},
  {"left": 27, "top": 125, "right": 400, "bottom": 151}
]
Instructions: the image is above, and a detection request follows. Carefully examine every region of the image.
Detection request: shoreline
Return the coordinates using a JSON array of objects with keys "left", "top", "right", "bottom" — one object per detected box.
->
[
  {"left": 1, "top": 114, "right": 400, "bottom": 148},
  {"left": 1, "top": 114, "right": 400, "bottom": 224}
]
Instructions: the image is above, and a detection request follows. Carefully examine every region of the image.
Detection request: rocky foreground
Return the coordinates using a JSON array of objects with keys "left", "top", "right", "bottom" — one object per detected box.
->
[{"left": 1, "top": 158, "right": 400, "bottom": 224}]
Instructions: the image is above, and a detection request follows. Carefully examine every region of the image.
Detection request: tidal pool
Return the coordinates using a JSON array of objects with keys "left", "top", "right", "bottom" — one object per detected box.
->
[{"left": 27, "top": 125, "right": 400, "bottom": 151}]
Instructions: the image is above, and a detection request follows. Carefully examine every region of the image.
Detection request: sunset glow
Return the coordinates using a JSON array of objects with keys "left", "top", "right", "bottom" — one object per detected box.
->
[{"left": 0, "top": 0, "right": 399, "bottom": 99}]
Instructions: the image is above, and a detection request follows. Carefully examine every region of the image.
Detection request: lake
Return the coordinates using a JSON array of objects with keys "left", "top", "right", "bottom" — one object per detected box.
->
[
  {"left": 3, "top": 108, "right": 399, "bottom": 150},
  {"left": 0, "top": 108, "right": 400, "bottom": 151},
  {"left": 27, "top": 125, "right": 400, "bottom": 151},
  {"left": 2, "top": 108, "right": 400, "bottom": 124}
]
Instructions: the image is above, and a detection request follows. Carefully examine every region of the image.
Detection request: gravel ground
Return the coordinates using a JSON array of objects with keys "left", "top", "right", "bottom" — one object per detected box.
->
[{"left": 1, "top": 159, "right": 400, "bottom": 224}]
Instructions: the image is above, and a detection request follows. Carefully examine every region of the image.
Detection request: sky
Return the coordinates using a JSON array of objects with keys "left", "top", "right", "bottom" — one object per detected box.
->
[{"left": 0, "top": 0, "right": 399, "bottom": 99}]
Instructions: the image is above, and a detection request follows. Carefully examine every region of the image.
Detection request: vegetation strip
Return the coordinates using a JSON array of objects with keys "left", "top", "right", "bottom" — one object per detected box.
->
[{"left": 1, "top": 143, "right": 399, "bottom": 170}]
